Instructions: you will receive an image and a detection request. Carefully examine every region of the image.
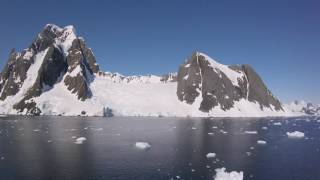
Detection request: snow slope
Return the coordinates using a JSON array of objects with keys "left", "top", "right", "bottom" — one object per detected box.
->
[{"left": 26, "top": 73, "right": 293, "bottom": 117}]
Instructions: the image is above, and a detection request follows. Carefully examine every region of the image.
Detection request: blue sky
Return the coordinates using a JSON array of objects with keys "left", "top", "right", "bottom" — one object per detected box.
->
[{"left": 0, "top": 0, "right": 319, "bottom": 103}]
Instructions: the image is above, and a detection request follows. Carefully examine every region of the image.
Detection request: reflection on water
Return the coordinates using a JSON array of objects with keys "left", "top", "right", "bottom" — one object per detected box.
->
[{"left": 0, "top": 116, "right": 319, "bottom": 180}]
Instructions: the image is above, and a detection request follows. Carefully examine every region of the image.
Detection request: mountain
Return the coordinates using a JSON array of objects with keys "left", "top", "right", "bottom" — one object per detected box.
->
[
  {"left": 285, "top": 100, "right": 320, "bottom": 116},
  {"left": 177, "top": 52, "right": 283, "bottom": 113},
  {"left": 0, "top": 24, "right": 289, "bottom": 117}
]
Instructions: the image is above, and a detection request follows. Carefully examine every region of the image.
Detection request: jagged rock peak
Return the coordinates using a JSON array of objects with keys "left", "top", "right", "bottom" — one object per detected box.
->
[
  {"left": 177, "top": 51, "right": 283, "bottom": 113},
  {"left": 0, "top": 24, "right": 100, "bottom": 114}
]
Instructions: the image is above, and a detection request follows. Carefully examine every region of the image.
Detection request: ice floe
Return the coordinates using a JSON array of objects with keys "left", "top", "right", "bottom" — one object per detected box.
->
[
  {"left": 257, "top": 140, "right": 267, "bottom": 145},
  {"left": 75, "top": 137, "right": 87, "bottom": 144},
  {"left": 287, "top": 131, "right": 305, "bottom": 139},
  {"left": 206, "top": 153, "right": 216, "bottom": 158},
  {"left": 244, "top": 131, "right": 257, "bottom": 134},
  {"left": 273, "top": 122, "right": 282, "bottom": 126},
  {"left": 214, "top": 167, "right": 243, "bottom": 180},
  {"left": 135, "top": 142, "right": 151, "bottom": 150}
]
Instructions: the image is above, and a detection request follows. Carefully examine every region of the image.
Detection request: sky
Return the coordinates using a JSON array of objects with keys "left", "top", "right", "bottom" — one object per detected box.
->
[{"left": 0, "top": 0, "right": 319, "bottom": 104}]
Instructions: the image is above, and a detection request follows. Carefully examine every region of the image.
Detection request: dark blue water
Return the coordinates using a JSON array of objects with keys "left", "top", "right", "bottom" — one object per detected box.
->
[{"left": 0, "top": 116, "right": 319, "bottom": 180}]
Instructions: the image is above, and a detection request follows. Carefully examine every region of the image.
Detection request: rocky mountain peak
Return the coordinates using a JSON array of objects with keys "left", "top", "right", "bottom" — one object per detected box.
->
[
  {"left": 177, "top": 52, "right": 283, "bottom": 112},
  {"left": 0, "top": 24, "right": 100, "bottom": 114}
]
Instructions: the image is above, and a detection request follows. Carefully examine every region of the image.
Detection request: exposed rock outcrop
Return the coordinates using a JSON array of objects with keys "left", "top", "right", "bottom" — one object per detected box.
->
[{"left": 177, "top": 52, "right": 283, "bottom": 113}]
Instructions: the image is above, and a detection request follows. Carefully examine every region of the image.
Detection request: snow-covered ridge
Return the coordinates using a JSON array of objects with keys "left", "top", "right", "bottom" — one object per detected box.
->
[
  {"left": 98, "top": 71, "right": 177, "bottom": 84},
  {"left": 198, "top": 52, "right": 245, "bottom": 87},
  {"left": 44, "top": 24, "right": 77, "bottom": 56}
]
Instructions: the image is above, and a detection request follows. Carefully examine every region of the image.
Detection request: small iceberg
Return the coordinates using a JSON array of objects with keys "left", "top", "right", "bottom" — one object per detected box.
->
[
  {"left": 206, "top": 153, "right": 216, "bottom": 158},
  {"left": 135, "top": 142, "right": 151, "bottom": 150},
  {"left": 287, "top": 131, "right": 305, "bottom": 139},
  {"left": 214, "top": 167, "right": 243, "bottom": 180},
  {"left": 245, "top": 131, "right": 258, "bottom": 134},
  {"left": 75, "top": 137, "right": 87, "bottom": 144},
  {"left": 273, "top": 122, "right": 282, "bottom": 126},
  {"left": 257, "top": 140, "right": 267, "bottom": 145}
]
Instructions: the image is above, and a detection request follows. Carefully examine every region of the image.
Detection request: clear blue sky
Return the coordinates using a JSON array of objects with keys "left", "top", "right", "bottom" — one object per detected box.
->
[{"left": 0, "top": 0, "right": 319, "bottom": 103}]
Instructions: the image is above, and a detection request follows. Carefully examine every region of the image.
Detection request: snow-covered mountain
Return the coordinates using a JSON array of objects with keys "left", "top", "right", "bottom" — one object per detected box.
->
[
  {"left": 0, "top": 24, "right": 291, "bottom": 117},
  {"left": 285, "top": 100, "right": 320, "bottom": 116}
]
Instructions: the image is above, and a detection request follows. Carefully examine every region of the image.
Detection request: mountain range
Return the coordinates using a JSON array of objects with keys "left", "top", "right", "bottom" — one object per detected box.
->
[{"left": 0, "top": 24, "right": 301, "bottom": 117}]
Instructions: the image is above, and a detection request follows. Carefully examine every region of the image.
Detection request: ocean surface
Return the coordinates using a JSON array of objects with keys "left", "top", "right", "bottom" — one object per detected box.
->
[{"left": 0, "top": 116, "right": 319, "bottom": 180}]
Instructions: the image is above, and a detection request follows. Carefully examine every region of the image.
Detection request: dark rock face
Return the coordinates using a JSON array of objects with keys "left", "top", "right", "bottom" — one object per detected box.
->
[
  {"left": 240, "top": 65, "right": 282, "bottom": 110},
  {"left": 0, "top": 24, "right": 99, "bottom": 114},
  {"left": 0, "top": 49, "right": 33, "bottom": 100},
  {"left": 64, "top": 38, "right": 94, "bottom": 101},
  {"left": 177, "top": 52, "right": 283, "bottom": 113}
]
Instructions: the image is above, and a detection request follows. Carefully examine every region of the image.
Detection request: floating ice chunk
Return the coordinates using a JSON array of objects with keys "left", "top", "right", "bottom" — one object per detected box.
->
[
  {"left": 220, "top": 130, "right": 228, "bottom": 134},
  {"left": 75, "top": 137, "right": 87, "bottom": 144},
  {"left": 206, "top": 153, "right": 216, "bottom": 158},
  {"left": 92, "top": 128, "right": 103, "bottom": 131},
  {"left": 287, "top": 131, "right": 305, "bottom": 139},
  {"left": 245, "top": 131, "right": 257, "bottom": 134},
  {"left": 135, "top": 142, "right": 151, "bottom": 150},
  {"left": 33, "top": 129, "right": 40, "bottom": 132},
  {"left": 191, "top": 127, "right": 197, "bottom": 130},
  {"left": 212, "top": 126, "right": 218, "bottom": 129},
  {"left": 214, "top": 167, "right": 243, "bottom": 180},
  {"left": 208, "top": 132, "right": 214, "bottom": 135},
  {"left": 273, "top": 122, "right": 282, "bottom": 126},
  {"left": 257, "top": 140, "right": 267, "bottom": 145},
  {"left": 261, "top": 127, "right": 268, "bottom": 130}
]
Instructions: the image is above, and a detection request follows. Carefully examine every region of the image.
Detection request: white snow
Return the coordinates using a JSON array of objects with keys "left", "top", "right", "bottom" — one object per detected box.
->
[
  {"left": 23, "top": 49, "right": 33, "bottom": 60},
  {"left": 287, "top": 131, "right": 305, "bottom": 139},
  {"left": 135, "top": 142, "right": 151, "bottom": 150},
  {"left": 55, "top": 25, "right": 77, "bottom": 56},
  {"left": 69, "top": 65, "right": 82, "bottom": 77},
  {"left": 75, "top": 137, "right": 87, "bottom": 144},
  {"left": 214, "top": 168, "right": 243, "bottom": 180},
  {"left": 206, "top": 153, "right": 216, "bottom": 158}
]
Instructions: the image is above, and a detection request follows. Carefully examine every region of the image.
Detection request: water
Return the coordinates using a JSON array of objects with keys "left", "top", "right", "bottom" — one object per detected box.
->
[{"left": 0, "top": 116, "right": 320, "bottom": 180}]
